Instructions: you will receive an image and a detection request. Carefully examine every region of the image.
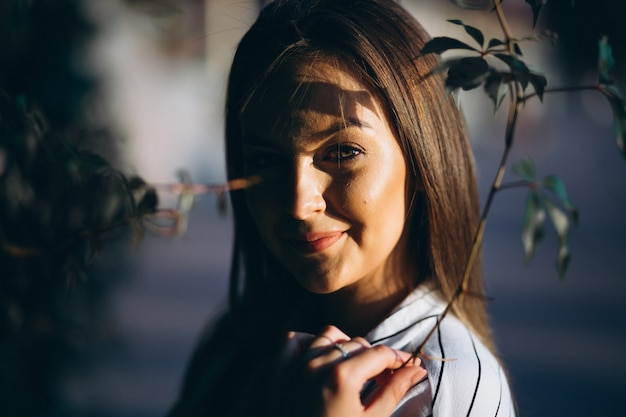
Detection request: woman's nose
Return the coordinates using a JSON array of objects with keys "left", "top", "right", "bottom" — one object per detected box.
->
[{"left": 286, "top": 160, "right": 326, "bottom": 220}]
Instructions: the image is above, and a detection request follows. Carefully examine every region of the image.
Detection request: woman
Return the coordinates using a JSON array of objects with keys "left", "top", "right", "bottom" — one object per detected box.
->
[{"left": 168, "top": 0, "right": 515, "bottom": 416}]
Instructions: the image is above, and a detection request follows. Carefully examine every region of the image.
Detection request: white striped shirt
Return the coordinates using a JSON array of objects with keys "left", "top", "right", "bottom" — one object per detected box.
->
[{"left": 365, "top": 287, "right": 516, "bottom": 417}]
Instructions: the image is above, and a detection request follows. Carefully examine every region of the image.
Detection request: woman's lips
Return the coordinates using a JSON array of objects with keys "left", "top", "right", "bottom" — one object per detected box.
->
[{"left": 288, "top": 232, "right": 344, "bottom": 254}]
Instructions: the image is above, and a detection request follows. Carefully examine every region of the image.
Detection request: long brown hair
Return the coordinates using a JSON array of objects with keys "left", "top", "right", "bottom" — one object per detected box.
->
[
  {"left": 168, "top": 1, "right": 493, "bottom": 415},
  {"left": 225, "top": 0, "right": 491, "bottom": 349}
]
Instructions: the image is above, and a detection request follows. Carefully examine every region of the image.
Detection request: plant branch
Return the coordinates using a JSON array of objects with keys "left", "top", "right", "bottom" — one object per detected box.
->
[
  {"left": 1, "top": 177, "right": 261, "bottom": 260},
  {"left": 493, "top": 0, "right": 515, "bottom": 53},
  {"left": 524, "top": 85, "right": 601, "bottom": 102},
  {"left": 411, "top": 81, "right": 523, "bottom": 359},
  {"left": 498, "top": 180, "right": 532, "bottom": 191}
]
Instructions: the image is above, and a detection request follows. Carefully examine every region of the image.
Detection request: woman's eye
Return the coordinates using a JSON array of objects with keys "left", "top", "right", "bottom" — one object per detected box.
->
[{"left": 324, "top": 144, "right": 363, "bottom": 162}]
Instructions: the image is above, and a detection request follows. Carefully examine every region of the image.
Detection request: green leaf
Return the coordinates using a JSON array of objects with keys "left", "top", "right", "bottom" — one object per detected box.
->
[
  {"left": 450, "top": 0, "right": 492, "bottom": 9},
  {"left": 484, "top": 71, "right": 509, "bottom": 112},
  {"left": 420, "top": 36, "right": 478, "bottom": 55},
  {"left": 493, "top": 54, "right": 538, "bottom": 92},
  {"left": 514, "top": 43, "right": 523, "bottom": 56},
  {"left": 528, "top": 72, "right": 547, "bottom": 101},
  {"left": 543, "top": 199, "right": 572, "bottom": 278},
  {"left": 600, "top": 86, "right": 626, "bottom": 160},
  {"left": 445, "top": 57, "right": 489, "bottom": 91},
  {"left": 176, "top": 169, "right": 196, "bottom": 215},
  {"left": 447, "top": 19, "right": 485, "bottom": 48},
  {"left": 521, "top": 191, "right": 546, "bottom": 262},
  {"left": 540, "top": 175, "right": 579, "bottom": 224},
  {"left": 443, "top": 88, "right": 463, "bottom": 110},
  {"left": 512, "top": 156, "right": 536, "bottom": 181},
  {"left": 526, "top": 0, "right": 547, "bottom": 28},
  {"left": 494, "top": 53, "right": 530, "bottom": 75},
  {"left": 137, "top": 188, "right": 159, "bottom": 215},
  {"left": 487, "top": 38, "right": 506, "bottom": 50},
  {"left": 127, "top": 176, "right": 147, "bottom": 190},
  {"left": 598, "top": 36, "right": 615, "bottom": 85}
]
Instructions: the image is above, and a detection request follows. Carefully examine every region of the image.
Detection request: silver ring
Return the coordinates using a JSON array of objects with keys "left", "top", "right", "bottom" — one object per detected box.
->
[{"left": 332, "top": 342, "right": 350, "bottom": 359}]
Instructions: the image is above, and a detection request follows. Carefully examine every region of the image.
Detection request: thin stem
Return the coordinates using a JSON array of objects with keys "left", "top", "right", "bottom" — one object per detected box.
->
[
  {"left": 498, "top": 180, "right": 532, "bottom": 192},
  {"left": 412, "top": 81, "right": 523, "bottom": 358},
  {"left": 153, "top": 176, "right": 261, "bottom": 195},
  {"left": 493, "top": 0, "right": 515, "bottom": 53},
  {"left": 524, "top": 85, "right": 601, "bottom": 102}
]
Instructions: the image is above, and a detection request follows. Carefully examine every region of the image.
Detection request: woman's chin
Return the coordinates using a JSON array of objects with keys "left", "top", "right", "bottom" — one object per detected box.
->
[{"left": 296, "top": 277, "right": 345, "bottom": 295}]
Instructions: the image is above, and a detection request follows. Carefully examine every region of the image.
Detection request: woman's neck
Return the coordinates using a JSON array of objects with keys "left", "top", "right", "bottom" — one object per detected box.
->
[{"left": 314, "top": 277, "right": 411, "bottom": 337}]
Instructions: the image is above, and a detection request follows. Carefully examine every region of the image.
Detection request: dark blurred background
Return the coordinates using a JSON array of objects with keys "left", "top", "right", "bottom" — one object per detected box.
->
[{"left": 1, "top": 1, "right": 624, "bottom": 416}]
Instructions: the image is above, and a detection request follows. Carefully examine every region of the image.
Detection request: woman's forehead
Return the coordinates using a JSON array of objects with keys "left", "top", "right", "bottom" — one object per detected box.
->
[{"left": 241, "top": 61, "right": 382, "bottom": 138}]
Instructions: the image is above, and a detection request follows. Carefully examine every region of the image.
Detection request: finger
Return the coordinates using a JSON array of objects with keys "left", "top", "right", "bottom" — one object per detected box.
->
[
  {"left": 308, "top": 325, "right": 350, "bottom": 349},
  {"left": 298, "top": 326, "right": 352, "bottom": 363},
  {"left": 308, "top": 338, "right": 369, "bottom": 368},
  {"left": 394, "top": 350, "right": 422, "bottom": 368},
  {"left": 326, "top": 345, "right": 417, "bottom": 393},
  {"left": 318, "top": 345, "right": 395, "bottom": 396},
  {"left": 372, "top": 351, "right": 421, "bottom": 388},
  {"left": 364, "top": 366, "right": 427, "bottom": 417},
  {"left": 350, "top": 345, "right": 410, "bottom": 373}
]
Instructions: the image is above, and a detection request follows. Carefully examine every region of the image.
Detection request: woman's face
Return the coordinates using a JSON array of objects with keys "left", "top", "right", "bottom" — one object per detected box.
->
[{"left": 240, "top": 60, "right": 410, "bottom": 297}]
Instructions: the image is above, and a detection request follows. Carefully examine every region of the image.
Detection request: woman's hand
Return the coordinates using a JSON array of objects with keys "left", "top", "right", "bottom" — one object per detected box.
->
[{"left": 273, "top": 325, "right": 427, "bottom": 417}]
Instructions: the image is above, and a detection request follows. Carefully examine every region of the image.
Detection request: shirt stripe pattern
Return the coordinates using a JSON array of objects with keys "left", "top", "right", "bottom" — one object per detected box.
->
[{"left": 365, "top": 286, "right": 516, "bottom": 417}]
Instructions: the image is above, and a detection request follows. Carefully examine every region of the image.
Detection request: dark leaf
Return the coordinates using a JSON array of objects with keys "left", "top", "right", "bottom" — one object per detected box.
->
[
  {"left": 494, "top": 53, "right": 533, "bottom": 90},
  {"left": 543, "top": 199, "right": 572, "bottom": 279},
  {"left": 598, "top": 36, "right": 615, "bottom": 85},
  {"left": 600, "top": 86, "right": 626, "bottom": 160},
  {"left": 76, "top": 151, "right": 110, "bottom": 177},
  {"left": 420, "top": 36, "right": 478, "bottom": 55},
  {"left": 449, "top": 0, "right": 493, "bottom": 10},
  {"left": 512, "top": 156, "right": 536, "bottom": 181},
  {"left": 445, "top": 57, "right": 489, "bottom": 91},
  {"left": 540, "top": 175, "right": 579, "bottom": 224},
  {"left": 447, "top": 19, "right": 485, "bottom": 48},
  {"left": 487, "top": 38, "right": 506, "bottom": 50},
  {"left": 137, "top": 188, "right": 158, "bottom": 215},
  {"left": 514, "top": 43, "right": 523, "bottom": 56},
  {"left": 442, "top": 87, "right": 463, "bottom": 110},
  {"left": 484, "top": 71, "right": 509, "bottom": 112},
  {"left": 521, "top": 190, "right": 546, "bottom": 262},
  {"left": 494, "top": 53, "right": 530, "bottom": 74},
  {"left": 450, "top": 88, "right": 462, "bottom": 109},
  {"left": 528, "top": 72, "right": 547, "bottom": 101},
  {"left": 127, "top": 176, "right": 147, "bottom": 190},
  {"left": 526, "top": 0, "right": 547, "bottom": 28}
]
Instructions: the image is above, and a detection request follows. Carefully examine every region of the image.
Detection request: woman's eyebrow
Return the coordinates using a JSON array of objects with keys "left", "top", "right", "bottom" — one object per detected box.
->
[
  {"left": 242, "top": 117, "right": 372, "bottom": 146},
  {"left": 320, "top": 117, "right": 372, "bottom": 136},
  {"left": 305, "top": 118, "right": 374, "bottom": 142}
]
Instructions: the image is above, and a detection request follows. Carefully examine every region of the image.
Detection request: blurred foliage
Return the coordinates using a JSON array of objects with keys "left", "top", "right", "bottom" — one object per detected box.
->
[
  {"left": 513, "top": 157, "right": 579, "bottom": 278},
  {"left": 544, "top": 0, "right": 626, "bottom": 81},
  {"left": 0, "top": 1, "right": 150, "bottom": 415},
  {"left": 413, "top": 0, "right": 625, "bottom": 360},
  {"left": 420, "top": 1, "right": 625, "bottom": 277}
]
